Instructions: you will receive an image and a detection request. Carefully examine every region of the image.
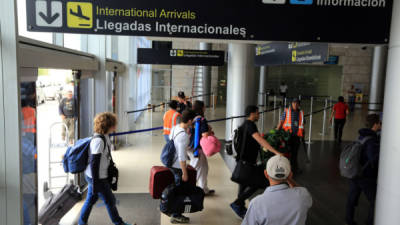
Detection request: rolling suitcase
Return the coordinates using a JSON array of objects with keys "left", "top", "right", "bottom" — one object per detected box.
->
[
  {"left": 38, "top": 184, "right": 82, "bottom": 225},
  {"left": 149, "top": 166, "right": 197, "bottom": 199},
  {"left": 160, "top": 183, "right": 205, "bottom": 215}
]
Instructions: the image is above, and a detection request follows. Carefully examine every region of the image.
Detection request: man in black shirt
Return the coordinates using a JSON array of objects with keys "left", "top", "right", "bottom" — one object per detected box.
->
[
  {"left": 230, "top": 105, "right": 281, "bottom": 219},
  {"left": 177, "top": 91, "right": 192, "bottom": 114},
  {"left": 59, "top": 90, "right": 77, "bottom": 144}
]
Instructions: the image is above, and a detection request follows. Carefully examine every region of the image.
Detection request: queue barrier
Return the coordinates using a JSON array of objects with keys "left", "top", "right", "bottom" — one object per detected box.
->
[{"left": 126, "top": 93, "right": 215, "bottom": 115}]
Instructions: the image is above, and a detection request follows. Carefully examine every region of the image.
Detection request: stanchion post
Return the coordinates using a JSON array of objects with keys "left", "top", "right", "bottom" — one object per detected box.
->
[
  {"left": 125, "top": 111, "right": 129, "bottom": 146},
  {"left": 273, "top": 95, "right": 277, "bottom": 124},
  {"left": 212, "top": 93, "right": 215, "bottom": 109},
  {"left": 261, "top": 107, "right": 265, "bottom": 134},
  {"left": 306, "top": 97, "right": 313, "bottom": 144},
  {"left": 320, "top": 98, "right": 328, "bottom": 136},
  {"left": 284, "top": 97, "right": 287, "bottom": 108},
  {"left": 329, "top": 96, "right": 334, "bottom": 128}
]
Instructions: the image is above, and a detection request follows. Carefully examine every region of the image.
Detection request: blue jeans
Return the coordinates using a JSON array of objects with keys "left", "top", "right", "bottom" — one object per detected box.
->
[
  {"left": 78, "top": 176, "right": 124, "bottom": 225},
  {"left": 164, "top": 135, "right": 170, "bottom": 143},
  {"left": 169, "top": 168, "right": 183, "bottom": 217}
]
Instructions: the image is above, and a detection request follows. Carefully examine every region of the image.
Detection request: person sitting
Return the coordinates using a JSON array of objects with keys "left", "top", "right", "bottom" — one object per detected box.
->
[{"left": 242, "top": 155, "right": 312, "bottom": 225}]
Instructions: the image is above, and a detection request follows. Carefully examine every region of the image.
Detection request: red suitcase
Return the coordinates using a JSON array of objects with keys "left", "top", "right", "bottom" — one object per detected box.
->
[{"left": 149, "top": 166, "right": 197, "bottom": 199}]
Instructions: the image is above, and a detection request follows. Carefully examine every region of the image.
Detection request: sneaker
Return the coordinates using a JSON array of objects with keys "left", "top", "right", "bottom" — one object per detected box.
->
[
  {"left": 230, "top": 203, "right": 245, "bottom": 220},
  {"left": 170, "top": 215, "right": 190, "bottom": 224},
  {"left": 205, "top": 189, "right": 215, "bottom": 196}
]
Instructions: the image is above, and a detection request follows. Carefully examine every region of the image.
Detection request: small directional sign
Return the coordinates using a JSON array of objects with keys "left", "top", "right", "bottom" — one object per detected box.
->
[{"left": 35, "top": 0, "right": 62, "bottom": 27}]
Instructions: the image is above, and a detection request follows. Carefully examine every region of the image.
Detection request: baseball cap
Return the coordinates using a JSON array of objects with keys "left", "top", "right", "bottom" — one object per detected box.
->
[
  {"left": 291, "top": 98, "right": 300, "bottom": 103},
  {"left": 266, "top": 155, "right": 291, "bottom": 180},
  {"left": 178, "top": 91, "right": 186, "bottom": 98}
]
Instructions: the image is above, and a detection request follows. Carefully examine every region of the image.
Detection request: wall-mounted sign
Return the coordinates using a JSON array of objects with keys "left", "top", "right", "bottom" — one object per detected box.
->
[
  {"left": 255, "top": 42, "right": 328, "bottom": 66},
  {"left": 137, "top": 48, "right": 225, "bottom": 66},
  {"left": 27, "top": 0, "right": 393, "bottom": 44}
]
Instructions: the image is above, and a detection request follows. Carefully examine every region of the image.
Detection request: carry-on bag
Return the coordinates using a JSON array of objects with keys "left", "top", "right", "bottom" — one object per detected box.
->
[
  {"left": 160, "top": 183, "right": 205, "bottom": 215},
  {"left": 149, "top": 166, "right": 197, "bottom": 199},
  {"left": 38, "top": 184, "right": 82, "bottom": 225}
]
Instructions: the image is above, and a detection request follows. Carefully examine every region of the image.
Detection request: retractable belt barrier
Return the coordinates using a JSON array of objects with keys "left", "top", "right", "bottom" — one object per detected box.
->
[
  {"left": 112, "top": 101, "right": 383, "bottom": 137},
  {"left": 125, "top": 93, "right": 214, "bottom": 114}
]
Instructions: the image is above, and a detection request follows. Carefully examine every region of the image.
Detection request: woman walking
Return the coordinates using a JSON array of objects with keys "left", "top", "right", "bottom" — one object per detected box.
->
[{"left": 78, "top": 112, "right": 133, "bottom": 225}]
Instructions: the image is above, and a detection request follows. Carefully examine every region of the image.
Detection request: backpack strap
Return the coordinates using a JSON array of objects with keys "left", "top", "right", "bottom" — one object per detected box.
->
[
  {"left": 93, "top": 134, "right": 113, "bottom": 163},
  {"left": 359, "top": 136, "right": 376, "bottom": 171}
]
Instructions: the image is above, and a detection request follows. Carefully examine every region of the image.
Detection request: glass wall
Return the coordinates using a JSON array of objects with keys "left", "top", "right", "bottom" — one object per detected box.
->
[{"left": 20, "top": 82, "right": 38, "bottom": 225}]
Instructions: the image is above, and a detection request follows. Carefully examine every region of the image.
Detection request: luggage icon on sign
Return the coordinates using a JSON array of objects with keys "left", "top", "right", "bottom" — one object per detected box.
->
[{"left": 290, "top": 0, "right": 313, "bottom": 5}]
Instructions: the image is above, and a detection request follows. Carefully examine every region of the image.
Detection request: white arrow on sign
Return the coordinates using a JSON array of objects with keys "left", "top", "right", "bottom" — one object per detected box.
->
[{"left": 36, "top": 0, "right": 62, "bottom": 27}]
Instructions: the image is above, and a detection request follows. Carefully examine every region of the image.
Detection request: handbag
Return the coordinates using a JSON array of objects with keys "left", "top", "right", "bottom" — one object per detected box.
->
[
  {"left": 230, "top": 122, "right": 268, "bottom": 188},
  {"left": 107, "top": 141, "right": 119, "bottom": 191},
  {"left": 200, "top": 133, "right": 221, "bottom": 157}
]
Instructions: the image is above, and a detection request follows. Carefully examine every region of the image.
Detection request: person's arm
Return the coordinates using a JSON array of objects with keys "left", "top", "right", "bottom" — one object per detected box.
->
[
  {"left": 277, "top": 110, "right": 286, "bottom": 129},
  {"left": 180, "top": 161, "right": 188, "bottom": 182},
  {"left": 286, "top": 172, "right": 299, "bottom": 188},
  {"left": 346, "top": 105, "right": 350, "bottom": 115},
  {"left": 176, "top": 133, "right": 189, "bottom": 181},
  {"left": 89, "top": 139, "right": 104, "bottom": 194},
  {"left": 59, "top": 99, "right": 65, "bottom": 118},
  {"left": 252, "top": 133, "right": 282, "bottom": 156},
  {"left": 329, "top": 109, "right": 335, "bottom": 122},
  {"left": 200, "top": 119, "right": 210, "bottom": 137}
]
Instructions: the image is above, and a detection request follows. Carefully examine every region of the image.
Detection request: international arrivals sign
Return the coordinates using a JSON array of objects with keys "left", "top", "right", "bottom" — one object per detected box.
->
[{"left": 26, "top": 0, "right": 393, "bottom": 44}]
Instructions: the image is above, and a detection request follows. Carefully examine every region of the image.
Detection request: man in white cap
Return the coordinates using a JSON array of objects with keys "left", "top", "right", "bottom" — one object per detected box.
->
[{"left": 242, "top": 156, "right": 312, "bottom": 225}]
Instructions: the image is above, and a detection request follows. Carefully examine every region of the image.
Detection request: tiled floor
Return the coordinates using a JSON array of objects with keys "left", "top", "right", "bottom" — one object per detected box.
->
[{"left": 70, "top": 101, "right": 373, "bottom": 225}]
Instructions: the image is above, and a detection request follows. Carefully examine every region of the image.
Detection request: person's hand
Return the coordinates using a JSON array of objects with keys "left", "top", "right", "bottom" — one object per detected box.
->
[
  {"left": 287, "top": 171, "right": 294, "bottom": 181},
  {"left": 329, "top": 118, "right": 332, "bottom": 123},
  {"left": 182, "top": 172, "right": 189, "bottom": 182},
  {"left": 60, "top": 115, "right": 66, "bottom": 120}
]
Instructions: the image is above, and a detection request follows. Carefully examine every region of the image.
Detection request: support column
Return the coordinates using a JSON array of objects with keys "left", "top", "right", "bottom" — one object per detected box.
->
[
  {"left": 258, "top": 66, "right": 267, "bottom": 106},
  {"left": 199, "top": 43, "right": 212, "bottom": 106},
  {"left": 87, "top": 35, "right": 107, "bottom": 114},
  {"left": 368, "top": 46, "right": 387, "bottom": 112},
  {"left": 375, "top": 1, "right": 400, "bottom": 224},
  {"left": 225, "top": 44, "right": 257, "bottom": 140},
  {"left": 0, "top": 0, "right": 23, "bottom": 224}
]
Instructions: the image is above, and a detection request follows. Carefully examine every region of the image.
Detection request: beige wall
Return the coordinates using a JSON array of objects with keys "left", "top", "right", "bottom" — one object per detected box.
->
[{"left": 329, "top": 45, "right": 373, "bottom": 99}]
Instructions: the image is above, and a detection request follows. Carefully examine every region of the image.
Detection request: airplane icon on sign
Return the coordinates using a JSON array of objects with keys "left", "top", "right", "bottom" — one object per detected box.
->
[{"left": 69, "top": 5, "right": 90, "bottom": 20}]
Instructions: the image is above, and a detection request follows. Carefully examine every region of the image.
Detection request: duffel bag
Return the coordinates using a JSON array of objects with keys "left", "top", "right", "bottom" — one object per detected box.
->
[{"left": 160, "top": 183, "right": 205, "bottom": 215}]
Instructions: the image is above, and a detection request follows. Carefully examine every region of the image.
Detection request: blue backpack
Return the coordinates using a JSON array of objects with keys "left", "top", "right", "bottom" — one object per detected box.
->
[
  {"left": 161, "top": 130, "right": 184, "bottom": 167},
  {"left": 63, "top": 134, "right": 105, "bottom": 174}
]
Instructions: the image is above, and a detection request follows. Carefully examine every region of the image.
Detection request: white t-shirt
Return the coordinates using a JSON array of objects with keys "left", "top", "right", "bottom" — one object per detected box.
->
[
  {"left": 169, "top": 126, "right": 190, "bottom": 169},
  {"left": 85, "top": 134, "right": 111, "bottom": 179},
  {"left": 280, "top": 85, "right": 288, "bottom": 93}
]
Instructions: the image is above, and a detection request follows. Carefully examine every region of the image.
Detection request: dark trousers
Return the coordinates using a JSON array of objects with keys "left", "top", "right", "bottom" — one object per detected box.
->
[
  {"left": 288, "top": 135, "right": 301, "bottom": 172},
  {"left": 170, "top": 168, "right": 184, "bottom": 217},
  {"left": 79, "top": 176, "right": 124, "bottom": 225},
  {"left": 345, "top": 178, "right": 377, "bottom": 225},
  {"left": 334, "top": 119, "right": 346, "bottom": 142},
  {"left": 233, "top": 184, "right": 258, "bottom": 208}
]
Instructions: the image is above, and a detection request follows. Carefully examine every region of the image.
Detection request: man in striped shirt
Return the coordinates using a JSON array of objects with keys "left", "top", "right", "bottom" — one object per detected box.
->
[{"left": 163, "top": 100, "right": 182, "bottom": 143}]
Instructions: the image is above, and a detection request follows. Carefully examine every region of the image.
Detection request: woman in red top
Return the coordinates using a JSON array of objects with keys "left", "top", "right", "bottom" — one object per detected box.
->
[{"left": 330, "top": 96, "right": 349, "bottom": 143}]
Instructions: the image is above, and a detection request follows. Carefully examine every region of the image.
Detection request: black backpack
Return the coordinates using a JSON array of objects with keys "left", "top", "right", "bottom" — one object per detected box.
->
[{"left": 232, "top": 123, "right": 247, "bottom": 160}]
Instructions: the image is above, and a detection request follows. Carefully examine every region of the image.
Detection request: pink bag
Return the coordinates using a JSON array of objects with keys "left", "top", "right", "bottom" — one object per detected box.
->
[{"left": 200, "top": 135, "right": 221, "bottom": 157}]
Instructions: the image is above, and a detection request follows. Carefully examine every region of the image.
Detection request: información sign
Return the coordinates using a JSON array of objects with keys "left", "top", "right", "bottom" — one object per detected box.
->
[{"left": 27, "top": 0, "right": 393, "bottom": 44}]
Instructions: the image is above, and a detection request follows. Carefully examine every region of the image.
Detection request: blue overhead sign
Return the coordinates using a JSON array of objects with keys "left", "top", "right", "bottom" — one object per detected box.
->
[
  {"left": 26, "top": 0, "right": 393, "bottom": 44},
  {"left": 255, "top": 42, "right": 328, "bottom": 66}
]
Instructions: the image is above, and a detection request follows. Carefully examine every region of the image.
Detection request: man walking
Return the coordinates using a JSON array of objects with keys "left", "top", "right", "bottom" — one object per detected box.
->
[
  {"left": 169, "top": 110, "right": 196, "bottom": 224},
  {"left": 242, "top": 155, "right": 312, "bottom": 225},
  {"left": 163, "top": 100, "right": 181, "bottom": 143},
  {"left": 59, "top": 90, "right": 77, "bottom": 144},
  {"left": 330, "top": 96, "right": 349, "bottom": 143},
  {"left": 277, "top": 98, "right": 304, "bottom": 174},
  {"left": 231, "top": 105, "right": 281, "bottom": 219},
  {"left": 177, "top": 91, "right": 192, "bottom": 114},
  {"left": 345, "top": 114, "right": 381, "bottom": 225}
]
